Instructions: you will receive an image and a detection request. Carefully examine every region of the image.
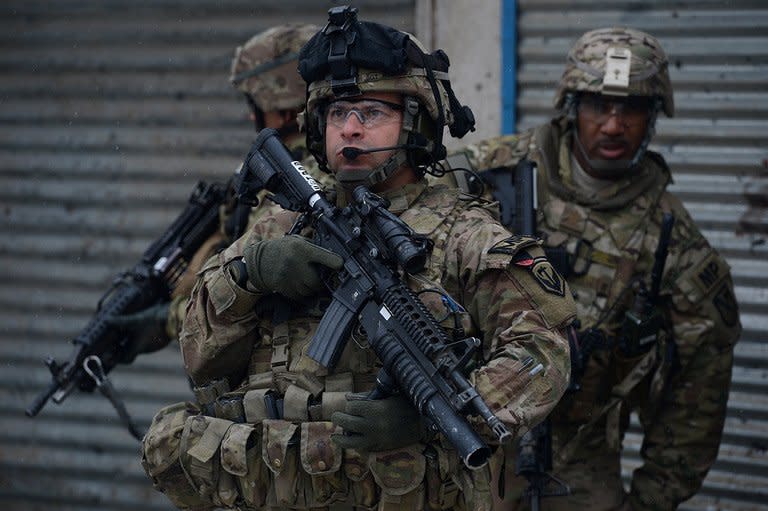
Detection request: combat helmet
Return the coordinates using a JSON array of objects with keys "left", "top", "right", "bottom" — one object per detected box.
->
[
  {"left": 556, "top": 27, "right": 674, "bottom": 170},
  {"left": 298, "top": 6, "right": 475, "bottom": 186},
  {"left": 230, "top": 23, "right": 319, "bottom": 112},
  {"left": 554, "top": 26, "right": 674, "bottom": 118}
]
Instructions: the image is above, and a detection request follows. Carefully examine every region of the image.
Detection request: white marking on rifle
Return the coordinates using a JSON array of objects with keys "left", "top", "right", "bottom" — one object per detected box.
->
[
  {"left": 153, "top": 256, "right": 168, "bottom": 272},
  {"left": 292, "top": 161, "right": 321, "bottom": 191}
]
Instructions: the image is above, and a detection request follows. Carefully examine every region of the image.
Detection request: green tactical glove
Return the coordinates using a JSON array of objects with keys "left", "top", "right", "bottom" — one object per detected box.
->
[
  {"left": 106, "top": 302, "right": 171, "bottom": 363},
  {"left": 242, "top": 234, "right": 343, "bottom": 301},
  {"left": 331, "top": 393, "right": 431, "bottom": 452}
]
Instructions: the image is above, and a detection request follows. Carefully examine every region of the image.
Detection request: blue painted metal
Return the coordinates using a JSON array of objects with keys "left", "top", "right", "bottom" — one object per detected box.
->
[{"left": 501, "top": 0, "right": 517, "bottom": 134}]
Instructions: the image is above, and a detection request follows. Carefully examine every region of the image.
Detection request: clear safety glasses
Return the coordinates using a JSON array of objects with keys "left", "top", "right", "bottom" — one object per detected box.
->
[{"left": 325, "top": 99, "right": 404, "bottom": 129}]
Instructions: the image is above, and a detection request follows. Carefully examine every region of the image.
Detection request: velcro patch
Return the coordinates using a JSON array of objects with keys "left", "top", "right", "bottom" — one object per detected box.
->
[
  {"left": 529, "top": 257, "right": 566, "bottom": 297},
  {"left": 713, "top": 283, "right": 739, "bottom": 327},
  {"left": 693, "top": 253, "right": 730, "bottom": 297},
  {"left": 513, "top": 250, "right": 535, "bottom": 267},
  {"left": 488, "top": 235, "right": 539, "bottom": 257}
]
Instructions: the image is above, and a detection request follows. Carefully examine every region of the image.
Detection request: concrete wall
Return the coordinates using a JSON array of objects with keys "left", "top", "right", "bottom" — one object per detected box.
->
[{"left": 415, "top": 0, "right": 503, "bottom": 150}]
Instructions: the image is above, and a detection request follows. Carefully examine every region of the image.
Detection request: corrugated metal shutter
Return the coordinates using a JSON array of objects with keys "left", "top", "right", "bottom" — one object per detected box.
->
[
  {"left": 0, "top": 1, "right": 414, "bottom": 509},
  {"left": 516, "top": 1, "right": 768, "bottom": 509}
]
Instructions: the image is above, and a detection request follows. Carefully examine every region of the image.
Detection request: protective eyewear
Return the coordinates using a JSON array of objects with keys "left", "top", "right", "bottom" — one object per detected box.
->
[
  {"left": 326, "top": 99, "right": 403, "bottom": 129},
  {"left": 577, "top": 93, "right": 652, "bottom": 127}
]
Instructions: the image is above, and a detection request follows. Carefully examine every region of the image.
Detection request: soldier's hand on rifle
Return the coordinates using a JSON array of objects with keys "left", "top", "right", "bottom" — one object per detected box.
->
[
  {"left": 240, "top": 234, "right": 343, "bottom": 301},
  {"left": 106, "top": 302, "right": 171, "bottom": 363},
  {"left": 331, "top": 393, "right": 432, "bottom": 452}
]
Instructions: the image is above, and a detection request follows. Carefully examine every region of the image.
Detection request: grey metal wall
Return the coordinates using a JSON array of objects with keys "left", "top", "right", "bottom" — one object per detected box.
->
[
  {"left": 516, "top": 1, "right": 768, "bottom": 509},
  {"left": 0, "top": 1, "right": 414, "bottom": 509}
]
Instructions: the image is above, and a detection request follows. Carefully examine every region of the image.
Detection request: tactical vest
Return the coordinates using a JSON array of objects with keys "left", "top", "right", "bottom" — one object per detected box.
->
[
  {"left": 183, "top": 185, "right": 495, "bottom": 511},
  {"left": 534, "top": 155, "right": 675, "bottom": 457},
  {"left": 447, "top": 123, "right": 677, "bottom": 457}
]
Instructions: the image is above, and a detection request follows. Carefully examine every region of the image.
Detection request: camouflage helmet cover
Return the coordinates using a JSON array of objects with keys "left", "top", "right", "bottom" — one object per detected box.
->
[
  {"left": 230, "top": 23, "right": 319, "bottom": 111},
  {"left": 554, "top": 27, "right": 674, "bottom": 117},
  {"left": 298, "top": 9, "right": 475, "bottom": 176},
  {"left": 304, "top": 32, "right": 455, "bottom": 129}
]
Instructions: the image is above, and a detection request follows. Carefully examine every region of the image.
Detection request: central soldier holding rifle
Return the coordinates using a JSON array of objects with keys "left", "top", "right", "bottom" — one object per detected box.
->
[{"left": 141, "top": 7, "right": 574, "bottom": 510}]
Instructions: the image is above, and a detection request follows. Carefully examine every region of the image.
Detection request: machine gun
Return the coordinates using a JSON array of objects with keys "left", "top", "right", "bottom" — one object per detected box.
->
[
  {"left": 26, "top": 179, "right": 246, "bottom": 440},
  {"left": 237, "top": 128, "right": 511, "bottom": 469}
]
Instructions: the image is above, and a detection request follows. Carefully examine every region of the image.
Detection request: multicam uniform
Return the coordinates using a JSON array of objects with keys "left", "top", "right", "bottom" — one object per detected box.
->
[
  {"left": 142, "top": 179, "right": 574, "bottom": 510},
  {"left": 164, "top": 141, "right": 324, "bottom": 341},
  {"left": 163, "top": 22, "right": 320, "bottom": 342},
  {"left": 456, "top": 118, "right": 741, "bottom": 510}
]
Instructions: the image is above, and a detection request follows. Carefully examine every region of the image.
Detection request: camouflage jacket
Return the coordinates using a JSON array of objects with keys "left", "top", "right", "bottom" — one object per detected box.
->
[
  {"left": 457, "top": 118, "right": 741, "bottom": 510},
  {"left": 167, "top": 178, "right": 574, "bottom": 510}
]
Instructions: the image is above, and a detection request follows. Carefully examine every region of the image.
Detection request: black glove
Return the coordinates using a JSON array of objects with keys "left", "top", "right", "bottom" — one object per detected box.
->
[
  {"left": 106, "top": 302, "right": 171, "bottom": 363},
  {"left": 331, "top": 393, "right": 431, "bottom": 452},
  {"left": 242, "top": 235, "right": 343, "bottom": 301}
]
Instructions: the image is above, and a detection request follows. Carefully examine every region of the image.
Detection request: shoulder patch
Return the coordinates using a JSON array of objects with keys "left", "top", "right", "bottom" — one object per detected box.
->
[
  {"left": 676, "top": 249, "right": 741, "bottom": 332},
  {"left": 488, "top": 235, "right": 540, "bottom": 257},
  {"left": 512, "top": 250, "right": 535, "bottom": 267},
  {"left": 713, "top": 283, "right": 739, "bottom": 327},
  {"left": 529, "top": 256, "right": 566, "bottom": 297},
  {"left": 695, "top": 256, "right": 729, "bottom": 296}
]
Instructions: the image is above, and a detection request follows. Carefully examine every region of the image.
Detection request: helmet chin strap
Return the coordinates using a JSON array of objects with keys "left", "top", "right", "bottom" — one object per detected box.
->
[{"left": 335, "top": 150, "right": 407, "bottom": 189}]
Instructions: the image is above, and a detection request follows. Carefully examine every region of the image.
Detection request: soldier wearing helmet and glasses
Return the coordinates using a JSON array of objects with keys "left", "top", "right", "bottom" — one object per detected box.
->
[
  {"left": 104, "top": 23, "right": 322, "bottom": 365},
  {"left": 454, "top": 27, "right": 741, "bottom": 511},
  {"left": 141, "top": 7, "right": 575, "bottom": 511}
]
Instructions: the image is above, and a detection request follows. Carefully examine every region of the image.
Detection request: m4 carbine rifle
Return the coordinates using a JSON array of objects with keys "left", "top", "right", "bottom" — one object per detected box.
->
[
  {"left": 237, "top": 128, "right": 512, "bottom": 469},
  {"left": 26, "top": 178, "right": 250, "bottom": 440}
]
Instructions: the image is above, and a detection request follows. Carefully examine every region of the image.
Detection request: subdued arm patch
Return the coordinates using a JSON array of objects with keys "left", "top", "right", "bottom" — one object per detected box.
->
[
  {"left": 712, "top": 283, "right": 739, "bottom": 327},
  {"left": 502, "top": 244, "right": 575, "bottom": 329},
  {"left": 694, "top": 253, "right": 730, "bottom": 296},
  {"left": 678, "top": 250, "right": 731, "bottom": 304},
  {"left": 519, "top": 254, "right": 566, "bottom": 297},
  {"left": 488, "top": 236, "right": 566, "bottom": 297},
  {"left": 488, "top": 235, "right": 540, "bottom": 256},
  {"left": 677, "top": 248, "right": 740, "bottom": 328}
]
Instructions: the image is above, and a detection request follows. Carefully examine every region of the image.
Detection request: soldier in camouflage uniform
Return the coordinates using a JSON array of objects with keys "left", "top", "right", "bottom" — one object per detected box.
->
[
  {"left": 109, "top": 23, "right": 320, "bottom": 353},
  {"left": 141, "top": 10, "right": 575, "bottom": 511},
  {"left": 452, "top": 27, "right": 741, "bottom": 510},
  {"left": 229, "top": 23, "right": 319, "bottom": 160}
]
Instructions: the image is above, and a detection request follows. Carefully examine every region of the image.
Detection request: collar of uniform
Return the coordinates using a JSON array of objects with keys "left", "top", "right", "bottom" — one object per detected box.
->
[
  {"left": 381, "top": 180, "right": 429, "bottom": 214},
  {"left": 569, "top": 152, "right": 615, "bottom": 194}
]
